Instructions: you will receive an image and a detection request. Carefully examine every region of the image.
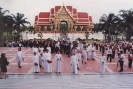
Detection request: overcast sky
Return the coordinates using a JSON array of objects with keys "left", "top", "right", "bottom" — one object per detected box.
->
[{"left": 0, "top": 0, "right": 133, "bottom": 25}]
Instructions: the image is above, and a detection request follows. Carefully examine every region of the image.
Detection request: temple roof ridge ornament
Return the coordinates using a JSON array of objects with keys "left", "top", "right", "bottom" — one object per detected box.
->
[
  {"left": 55, "top": 3, "right": 75, "bottom": 22},
  {"left": 63, "top": 2, "right": 65, "bottom": 6}
]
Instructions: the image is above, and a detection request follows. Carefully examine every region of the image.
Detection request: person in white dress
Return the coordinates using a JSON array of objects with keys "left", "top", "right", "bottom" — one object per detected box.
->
[
  {"left": 46, "top": 49, "right": 52, "bottom": 73},
  {"left": 33, "top": 46, "right": 38, "bottom": 53},
  {"left": 39, "top": 46, "right": 44, "bottom": 53},
  {"left": 54, "top": 51, "right": 63, "bottom": 73},
  {"left": 87, "top": 44, "right": 91, "bottom": 60},
  {"left": 37, "top": 50, "right": 43, "bottom": 68},
  {"left": 42, "top": 49, "right": 47, "bottom": 72},
  {"left": 90, "top": 50, "right": 96, "bottom": 60},
  {"left": 76, "top": 50, "right": 82, "bottom": 70},
  {"left": 99, "top": 53, "right": 106, "bottom": 73},
  {"left": 47, "top": 45, "right": 51, "bottom": 53},
  {"left": 70, "top": 52, "right": 78, "bottom": 74},
  {"left": 16, "top": 48, "right": 24, "bottom": 68},
  {"left": 82, "top": 47, "right": 87, "bottom": 64},
  {"left": 32, "top": 52, "right": 40, "bottom": 73}
]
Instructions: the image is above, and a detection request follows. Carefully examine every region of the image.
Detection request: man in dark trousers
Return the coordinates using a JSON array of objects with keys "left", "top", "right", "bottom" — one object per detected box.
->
[
  {"left": 107, "top": 47, "right": 112, "bottom": 62},
  {"left": 119, "top": 51, "right": 125, "bottom": 72},
  {"left": 66, "top": 43, "right": 71, "bottom": 57},
  {"left": 101, "top": 44, "right": 105, "bottom": 54}
]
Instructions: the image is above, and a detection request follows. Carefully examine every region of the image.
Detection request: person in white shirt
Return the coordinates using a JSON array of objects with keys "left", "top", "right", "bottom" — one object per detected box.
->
[
  {"left": 16, "top": 48, "right": 24, "bottom": 68},
  {"left": 107, "top": 47, "right": 112, "bottom": 62},
  {"left": 119, "top": 51, "right": 126, "bottom": 72},
  {"left": 37, "top": 50, "right": 43, "bottom": 68},
  {"left": 33, "top": 46, "right": 38, "bottom": 53},
  {"left": 54, "top": 51, "right": 63, "bottom": 73},
  {"left": 90, "top": 50, "right": 96, "bottom": 60},
  {"left": 39, "top": 46, "right": 44, "bottom": 53},
  {"left": 99, "top": 53, "right": 106, "bottom": 73},
  {"left": 32, "top": 52, "right": 40, "bottom": 73},
  {"left": 55, "top": 42, "right": 60, "bottom": 53},
  {"left": 82, "top": 47, "right": 87, "bottom": 64},
  {"left": 47, "top": 45, "right": 51, "bottom": 53},
  {"left": 76, "top": 50, "right": 82, "bottom": 70},
  {"left": 46, "top": 49, "right": 52, "bottom": 73},
  {"left": 42, "top": 50, "right": 47, "bottom": 72},
  {"left": 87, "top": 44, "right": 91, "bottom": 60},
  {"left": 70, "top": 52, "right": 78, "bottom": 74}
]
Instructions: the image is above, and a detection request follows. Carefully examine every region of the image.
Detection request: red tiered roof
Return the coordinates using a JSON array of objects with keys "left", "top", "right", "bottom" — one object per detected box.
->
[
  {"left": 39, "top": 12, "right": 50, "bottom": 18},
  {"left": 34, "top": 5, "right": 93, "bottom": 26},
  {"left": 89, "top": 16, "right": 92, "bottom": 22},
  {"left": 35, "top": 16, "right": 38, "bottom": 21},
  {"left": 66, "top": 6, "right": 72, "bottom": 12},
  {"left": 55, "top": 6, "right": 61, "bottom": 12},
  {"left": 50, "top": 8, "right": 54, "bottom": 14},
  {"left": 78, "top": 12, "right": 88, "bottom": 18},
  {"left": 73, "top": 8, "right": 77, "bottom": 14}
]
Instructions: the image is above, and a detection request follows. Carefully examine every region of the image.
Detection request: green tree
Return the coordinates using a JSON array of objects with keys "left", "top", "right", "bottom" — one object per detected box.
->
[
  {"left": 27, "top": 26, "right": 35, "bottom": 33},
  {"left": 100, "top": 13, "right": 119, "bottom": 42},
  {"left": 119, "top": 9, "right": 133, "bottom": 41},
  {"left": 0, "top": 7, "right": 14, "bottom": 45},
  {"left": 11, "top": 13, "right": 30, "bottom": 36}
]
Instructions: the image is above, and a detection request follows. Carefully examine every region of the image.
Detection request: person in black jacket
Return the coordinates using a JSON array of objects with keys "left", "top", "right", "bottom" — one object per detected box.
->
[{"left": 0, "top": 53, "right": 9, "bottom": 79}]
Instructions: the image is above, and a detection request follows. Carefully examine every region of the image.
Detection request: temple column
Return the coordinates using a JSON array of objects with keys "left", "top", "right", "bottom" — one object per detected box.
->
[
  {"left": 90, "top": 28, "right": 92, "bottom": 32},
  {"left": 87, "top": 27, "right": 89, "bottom": 31},
  {"left": 58, "top": 23, "right": 60, "bottom": 32},
  {"left": 75, "top": 26, "right": 77, "bottom": 31},
  {"left": 80, "top": 26, "right": 83, "bottom": 32},
  {"left": 44, "top": 26, "right": 47, "bottom": 32},
  {"left": 71, "top": 23, "right": 73, "bottom": 32},
  {"left": 55, "top": 23, "right": 57, "bottom": 31},
  {"left": 68, "top": 23, "right": 70, "bottom": 32},
  {"left": 50, "top": 26, "right": 52, "bottom": 32},
  {"left": 39, "top": 26, "right": 41, "bottom": 32}
]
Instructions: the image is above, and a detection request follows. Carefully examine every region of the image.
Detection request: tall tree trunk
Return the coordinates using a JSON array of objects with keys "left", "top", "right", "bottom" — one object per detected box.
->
[
  {"left": 0, "top": 32, "right": 3, "bottom": 46},
  {"left": 108, "top": 28, "right": 110, "bottom": 43},
  {"left": 126, "top": 27, "right": 131, "bottom": 41}
]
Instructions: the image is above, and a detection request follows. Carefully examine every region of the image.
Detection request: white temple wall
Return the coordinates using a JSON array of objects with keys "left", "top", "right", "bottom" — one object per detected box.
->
[{"left": 21, "top": 31, "right": 104, "bottom": 40}]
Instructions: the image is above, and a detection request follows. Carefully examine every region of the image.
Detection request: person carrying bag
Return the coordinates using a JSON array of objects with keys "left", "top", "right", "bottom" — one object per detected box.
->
[{"left": 0, "top": 53, "right": 9, "bottom": 79}]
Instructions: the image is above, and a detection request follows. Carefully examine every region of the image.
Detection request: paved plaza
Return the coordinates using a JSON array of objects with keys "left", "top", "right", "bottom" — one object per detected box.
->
[
  {"left": 0, "top": 47, "right": 133, "bottom": 89},
  {"left": 0, "top": 47, "right": 133, "bottom": 74},
  {"left": 0, "top": 74, "right": 133, "bottom": 89}
]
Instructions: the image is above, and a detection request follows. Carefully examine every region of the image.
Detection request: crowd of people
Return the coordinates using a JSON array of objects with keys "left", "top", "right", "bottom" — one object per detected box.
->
[{"left": 0, "top": 39, "right": 133, "bottom": 79}]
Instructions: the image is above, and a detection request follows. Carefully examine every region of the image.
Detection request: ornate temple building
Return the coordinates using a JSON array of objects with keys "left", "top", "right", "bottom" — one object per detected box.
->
[{"left": 34, "top": 4, "right": 94, "bottom": 33}]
